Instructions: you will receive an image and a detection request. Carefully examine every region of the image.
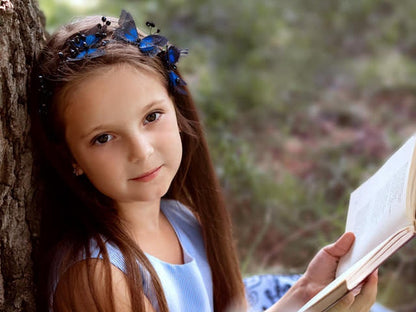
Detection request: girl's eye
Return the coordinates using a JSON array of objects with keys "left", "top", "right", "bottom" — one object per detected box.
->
[
  {"left": 144, "top": 112, "right": 161, "bottom": 124},
  {"left": 93, "top": 134, "right": 113, "bottom": 145}
]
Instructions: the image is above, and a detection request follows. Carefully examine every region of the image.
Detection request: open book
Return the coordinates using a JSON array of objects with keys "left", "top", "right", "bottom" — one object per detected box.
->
[{"left": 298, "top": 134, "right": 416, "bottom": 312}]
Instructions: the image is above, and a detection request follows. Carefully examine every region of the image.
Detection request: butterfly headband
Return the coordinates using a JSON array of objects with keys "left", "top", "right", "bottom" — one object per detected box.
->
[
  {"left": 38, "top": 10, "right": 188, "bottom": 118},
  {"left": 68, "top": 10, "right": 187, "bottom": 92}
]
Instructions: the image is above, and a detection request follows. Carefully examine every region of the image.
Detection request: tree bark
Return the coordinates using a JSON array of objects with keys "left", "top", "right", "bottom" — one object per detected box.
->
[{"left": 0, "top": 0, "right": 45, "bottom": 311}]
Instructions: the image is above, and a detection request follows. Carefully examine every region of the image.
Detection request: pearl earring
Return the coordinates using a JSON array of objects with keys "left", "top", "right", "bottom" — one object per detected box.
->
[{"left": 72, "top": 166, "right": 83, "bottom": 176}]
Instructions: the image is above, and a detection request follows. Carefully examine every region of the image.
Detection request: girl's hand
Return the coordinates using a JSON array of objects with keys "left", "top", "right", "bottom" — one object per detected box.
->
[
  {"left": 327, "top": 270, "right": 378, "bottom": 312},
  {"left": 266, "top": 232, "right": 378, "bottom": 312},
  {"left": 302, "top": 232, "right": 356, "bottom": 297},
  {"left": 301, "top": 232, "right": 378, "bottom": 311}
]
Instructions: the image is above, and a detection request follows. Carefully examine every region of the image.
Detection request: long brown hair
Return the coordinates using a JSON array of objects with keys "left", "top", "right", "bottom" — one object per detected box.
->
[{"left": 30, "top": 14, "right": 246, "bottom": 312}]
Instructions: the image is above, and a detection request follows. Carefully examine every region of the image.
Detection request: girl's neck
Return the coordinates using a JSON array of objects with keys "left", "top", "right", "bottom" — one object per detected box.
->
[
  {"left": 117, "top": 199, "right": 162, "bottom": 234},
  {"left": 117, "top": 199, "right": 184, "bottom": 264}
]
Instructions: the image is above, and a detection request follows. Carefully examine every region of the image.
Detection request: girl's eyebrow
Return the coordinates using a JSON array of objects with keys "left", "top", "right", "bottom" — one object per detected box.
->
[
  {"left": 80, "top": 99, "right": 167, "bottom": 139},
  {"left": 140, "top": 99, "right": 166, "bottom": 113}
]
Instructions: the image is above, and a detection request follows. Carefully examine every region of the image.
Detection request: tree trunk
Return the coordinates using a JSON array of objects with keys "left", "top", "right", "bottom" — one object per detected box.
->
[{"left": 0, "top": 1, "right": 45, "bottom": 311}]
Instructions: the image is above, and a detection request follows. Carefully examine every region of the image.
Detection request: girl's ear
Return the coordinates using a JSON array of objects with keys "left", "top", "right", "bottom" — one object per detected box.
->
[{"left": 72, "top": 164, "right": 84, "bottom": 176}]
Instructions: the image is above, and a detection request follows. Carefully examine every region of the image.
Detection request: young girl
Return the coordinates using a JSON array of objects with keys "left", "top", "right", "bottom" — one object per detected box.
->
[{"left": 30, "top": 10, "right": 378, "bottom": 312}]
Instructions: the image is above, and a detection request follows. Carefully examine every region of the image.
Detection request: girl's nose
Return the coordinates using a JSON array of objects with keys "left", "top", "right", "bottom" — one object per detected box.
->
[{"left": 128, "top": 133, "right": 154, "bottom": 162}]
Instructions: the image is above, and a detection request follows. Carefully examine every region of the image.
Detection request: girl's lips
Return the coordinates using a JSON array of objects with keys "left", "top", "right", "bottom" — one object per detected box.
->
[{"left": 131, "top": 165, "right": 162, "bottom": 182}]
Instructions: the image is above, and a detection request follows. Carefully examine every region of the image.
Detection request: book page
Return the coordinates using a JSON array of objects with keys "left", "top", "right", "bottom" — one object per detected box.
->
[
  {"left": 336, "top": 135, "right": 416, "bottom": 276},
  {"left": 350, "top": 227, "right": 414, "bottom": 287}
]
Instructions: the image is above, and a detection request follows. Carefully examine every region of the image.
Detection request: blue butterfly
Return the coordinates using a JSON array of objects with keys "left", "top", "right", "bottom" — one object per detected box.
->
[
  {"left": 165, "top": 46, "right": 189, "bottom": 69},
  {"left": 114, "top": 10, "right": 167, "bottom": 56},
  {"left": 66, "top": 18, "right": 110, "bottom": 61},
  {"left": 164, "top": 47, "right": 188, "bottom": 94},
  {"left": 168, "top": 71, "right": 187, "bottom": 94},
  {"left": 67, "top": 34, "right": 106, "bottom": 61},
  {"left": 113, "top": 10, "right": 188, "bottom": 94}
]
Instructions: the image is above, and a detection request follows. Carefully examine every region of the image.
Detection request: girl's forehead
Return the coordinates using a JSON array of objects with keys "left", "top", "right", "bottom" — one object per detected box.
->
[
  {"left": 58, "top": 63, "right": 166, "bottom": 117},
  {"left": 63, "top": 64, "right": 170, "bottom": 124}
]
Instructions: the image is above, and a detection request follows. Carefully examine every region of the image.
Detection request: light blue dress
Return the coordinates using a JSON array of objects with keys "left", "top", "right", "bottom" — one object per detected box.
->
[
  {"left": 90, "top": 199, "right": 214, "bottom": 312},
  {"left": 49, "top": 199, "right": 213, "bottom": 312}
]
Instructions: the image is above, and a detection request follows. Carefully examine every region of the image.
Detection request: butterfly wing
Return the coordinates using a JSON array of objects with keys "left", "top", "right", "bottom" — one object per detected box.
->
[
  {"left": 114, "top": 10, "right": 140, "bottom": 44},
  {"left": 166, "top": 46, "right": 189, "bottom": 67},
  {"left": 85, "top": 48, "right": 106, "bottom": 59},
  {"left": 67, "top": 48, "right": 105, "bottom": 62},
  {"left": 85, "top": 34, "right": 102, "bottom": 47},
  {"left": 168, "top": 70, "right": 187, "bottom": 94},
  {"left": 167, "top": 46, "right": 181, "bottom": 65},
  {"left": 139, "top": 35, "right": 168, "bottom": 56}
]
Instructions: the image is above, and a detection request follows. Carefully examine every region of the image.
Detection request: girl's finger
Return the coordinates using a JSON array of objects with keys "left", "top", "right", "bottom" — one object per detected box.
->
[
  {"left": 327, "top": 269, "right": 378, "bottom": 312},
  {"left": 351, "top": 270, "right": 378, "bottom": 311},
  {"left": 328, "top": 292, "right": 354, "bottom": 312},
  {"left": 323, "top": 232, "right": 355, "bottom": 258}
]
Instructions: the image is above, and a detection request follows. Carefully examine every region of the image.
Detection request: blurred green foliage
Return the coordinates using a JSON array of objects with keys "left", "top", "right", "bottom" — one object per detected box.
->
[{"left": 39, "top": 0, "right": 416, "bottom": 310}]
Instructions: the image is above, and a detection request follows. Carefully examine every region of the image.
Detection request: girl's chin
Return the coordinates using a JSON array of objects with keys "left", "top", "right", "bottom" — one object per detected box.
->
[{"left": 116, "top": 189, "right": 171, "bottom": 205}]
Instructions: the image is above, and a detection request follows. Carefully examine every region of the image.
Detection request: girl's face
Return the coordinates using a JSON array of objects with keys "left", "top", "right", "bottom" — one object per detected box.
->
[{"left": 63, "top": 64, "right": 183, "bottom": 206}]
